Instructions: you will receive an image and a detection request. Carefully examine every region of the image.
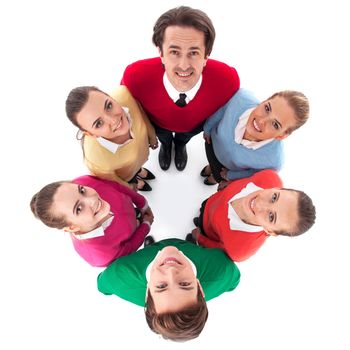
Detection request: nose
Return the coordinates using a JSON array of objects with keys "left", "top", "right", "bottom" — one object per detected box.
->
[
  {"left": 178, "top": 55, "right": 190, "bottom": 71},
  {"left": 104, "top": 114, "right": 116, "bottom": 126}
]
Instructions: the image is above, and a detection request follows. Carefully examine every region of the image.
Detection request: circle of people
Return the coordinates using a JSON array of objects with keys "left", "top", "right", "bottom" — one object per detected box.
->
[{"left": 30, "top": 6, "right": 316, "bottom": 343}]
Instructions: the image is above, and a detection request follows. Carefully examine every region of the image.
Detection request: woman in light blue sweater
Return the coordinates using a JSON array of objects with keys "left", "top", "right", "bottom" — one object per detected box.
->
[{"left": 202, "top": 88, "right": 309, "bottom": 187}]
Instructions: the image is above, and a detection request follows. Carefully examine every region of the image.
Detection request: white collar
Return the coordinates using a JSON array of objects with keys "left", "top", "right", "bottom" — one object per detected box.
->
[
  {"left": 227, "top": 182, "right": 264, "bottom": 232},
  {"left": 96, "top": 107, "right": 134, "bottom": 153},
  {"left": 72, "top": 213, "right": 114, "bottom": 240},
  {"left": 163, "top": 73, "right": 202, "bottom": 104},
  {"left": 235, "top": 107, "right": 274, "bottom": 150},
  {"left": 145, "top": 250, "right": 197, "bottom": 282}
]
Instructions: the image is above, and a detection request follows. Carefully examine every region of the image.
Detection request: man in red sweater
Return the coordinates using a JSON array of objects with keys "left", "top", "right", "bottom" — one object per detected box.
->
[
  {"left": 121, "top": 6, "right": 240, "bottom": 171},
  {"left": 187, "top": 170, "right": 316, "bottom": 261}
]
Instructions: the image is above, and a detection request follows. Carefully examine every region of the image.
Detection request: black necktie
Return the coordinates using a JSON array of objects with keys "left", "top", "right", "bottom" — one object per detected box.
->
[{"left": 175, "top": 93, "right": 187, "bottom": 107}]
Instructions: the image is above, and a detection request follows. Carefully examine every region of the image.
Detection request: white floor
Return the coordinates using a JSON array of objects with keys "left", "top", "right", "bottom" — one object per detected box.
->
[{"left": 1, "top": 1, "right": 349, "bottom": 349}]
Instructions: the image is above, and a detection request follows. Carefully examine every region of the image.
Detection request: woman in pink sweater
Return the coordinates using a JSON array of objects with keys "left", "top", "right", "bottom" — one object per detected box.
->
[{"left": 30, "top": 175, "right": 154, "bottom": 267}]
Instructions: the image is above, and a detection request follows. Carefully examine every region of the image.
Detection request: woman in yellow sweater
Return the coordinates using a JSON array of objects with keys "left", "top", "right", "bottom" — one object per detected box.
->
[{"left": 66, "top": 85, "right": 158, "bottom": 191}]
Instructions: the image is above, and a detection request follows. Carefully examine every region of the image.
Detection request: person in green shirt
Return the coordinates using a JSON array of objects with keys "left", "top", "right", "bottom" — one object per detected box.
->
[{"left": 97, "top": 238, "right": 240, "bottom": 342}]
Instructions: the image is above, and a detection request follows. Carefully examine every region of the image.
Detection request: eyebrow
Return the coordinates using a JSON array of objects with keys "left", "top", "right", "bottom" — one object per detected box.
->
[{"left": 154, "top": 286, "right": 195, "bottom": 294}]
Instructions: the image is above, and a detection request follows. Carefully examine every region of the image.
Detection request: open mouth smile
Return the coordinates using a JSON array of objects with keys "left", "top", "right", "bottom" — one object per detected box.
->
[{"left": 160, "top": 257, "right": 182, "bottom": 266}]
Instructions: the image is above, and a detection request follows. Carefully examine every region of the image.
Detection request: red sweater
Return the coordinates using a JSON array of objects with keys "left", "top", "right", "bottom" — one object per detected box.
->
[
  {"left": 71, "top": 176, "right": 149, "bottom": 267},
  {"left": 121, "top": 57, "right": 240, "bottom": 132},
  {"left": 201, "top": 170, "right": 283, "bottom": 262}
]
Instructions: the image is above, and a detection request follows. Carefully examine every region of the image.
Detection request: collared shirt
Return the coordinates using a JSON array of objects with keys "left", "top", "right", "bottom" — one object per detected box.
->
[
  {"left": 163, "top": 73, "right": 202, "bottom": 105},
  {"left": 96, "top": 107, "right": 134, "bottom": 153},
  {"left": 227, "top": 182, "right": 263, "bottom": 232},
  {"left": 145, "top": 251, "right": 197, "bottom": 282},
  {"left": 72, "top": 213, "right": 114, "bottom": 240},
  {"left": 235, "top": 107, "right": 274, "bottom": 150}
]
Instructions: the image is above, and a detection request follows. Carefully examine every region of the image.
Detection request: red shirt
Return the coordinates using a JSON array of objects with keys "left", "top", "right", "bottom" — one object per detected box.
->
[
  {"left": 121, "top": 57, "right": 240, "bottom": 132},
  {"left": 201, "top": 170, "right": 283, "bottom": 262}
]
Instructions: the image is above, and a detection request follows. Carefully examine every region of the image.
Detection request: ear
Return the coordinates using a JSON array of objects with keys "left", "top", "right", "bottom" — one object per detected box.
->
[
  {"left": 158, "top": 47, "right": 164, "bottom": 60},
  {"left": 264, "top": 227, "right": 277, "bottom": 237},
  {"left": 83, "top": 130, "right": 95, "bottom": 138},
  {"left": 63, "top": 225, "right": 80, "bottom": 234},
  {"left": 203, "top": 56, "right": 209, "bottom": 67},
  {"left": 145, "top": 285, "right": 150, "bottom": 303},
  {"left": 197, "top": 279, "right": 205, "bottom": 297},
  {"left": 275, "top": 131, "right": 290, "bottom": 141}
]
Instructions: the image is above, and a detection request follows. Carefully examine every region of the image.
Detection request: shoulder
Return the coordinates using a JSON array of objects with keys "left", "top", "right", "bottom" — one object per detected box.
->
[
  {"left": 72, "top": 175, "right": 97, "bottom": 186},
  {"left": 124, "top": 57, "right": 162, "bottom": 74},
  {"left": 109, "top": 85, "right": 136, "bottom": 106},
  {"left": 251, "top": 169, "right": 283, "bottom": 188},
  {"left": 205, "top": 59, "right": 239, "bottom": 81}
]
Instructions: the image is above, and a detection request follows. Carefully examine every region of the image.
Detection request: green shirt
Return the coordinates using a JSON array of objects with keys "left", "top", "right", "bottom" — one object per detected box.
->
[{"left": 97, "top": 239, "right": 240, "bottom": 306}]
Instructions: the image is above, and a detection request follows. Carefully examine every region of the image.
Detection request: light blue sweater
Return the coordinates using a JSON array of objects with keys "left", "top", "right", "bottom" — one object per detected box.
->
[{"left": 203, "top": 89, "right": 283, "bottom": 180}]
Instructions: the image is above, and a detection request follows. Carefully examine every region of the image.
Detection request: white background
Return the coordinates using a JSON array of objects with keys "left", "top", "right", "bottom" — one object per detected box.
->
[{"left": 1, "top": 0, "right": 349, "bottom": 349}]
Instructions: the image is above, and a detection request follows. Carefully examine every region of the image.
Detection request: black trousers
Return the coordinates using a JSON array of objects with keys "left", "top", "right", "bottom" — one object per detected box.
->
[
  {"left": 205, "top": 141, "right": 225, "bottom": 183},
  {"left": 153, "top": 122, "right": 204, "bottom": 149}
]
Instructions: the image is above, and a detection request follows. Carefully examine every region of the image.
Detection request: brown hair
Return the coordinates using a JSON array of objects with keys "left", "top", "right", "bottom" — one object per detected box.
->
[
  {"left": 268, "top": 90, "right": 309, "bottom": 134},
  {"left": 145, "top": 286, "right": 208, "bottom": 342},
  {"left": 152, "top": 6, "right": 216, "bottom": 57},
  {"left": 277, "top": 189, "right": 316, "bottom": 237},
  {"left": 65, "top": 86, "right": 103, "bottom": 129},
  {"left": 30, "top": 181, "right": 70, "bottom": 229}
]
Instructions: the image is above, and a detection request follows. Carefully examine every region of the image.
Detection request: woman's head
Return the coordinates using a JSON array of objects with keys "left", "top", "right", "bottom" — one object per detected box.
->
[
  {"left": 66, "top": 86, "right": 130, "bottom": 141},
  {"left": 144, "top": 246, "right": 208, "bottom": 341},
  {"left": 244, "top": 90, "right": 309, "bottom": 142},
  {"left": 30, "top": 181, "right": 110, "bottom": 234}
]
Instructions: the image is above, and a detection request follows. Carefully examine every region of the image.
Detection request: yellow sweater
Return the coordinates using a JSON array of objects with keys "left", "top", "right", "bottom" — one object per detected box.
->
[{"left": 82, "top": 86, "right": 157, "bottom": 188}]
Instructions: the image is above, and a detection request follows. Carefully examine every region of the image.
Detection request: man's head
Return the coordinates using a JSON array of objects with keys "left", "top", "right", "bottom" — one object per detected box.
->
[
  {"left": 244, "top": 91, "right": 309, "bottom": 142},
  {"left": 145, "top": 246, "right": 208, "bottom": 341},
  {"left": 152, "top": 6, "right": 215, "bottom": 92},
  {"left": 232, "top": 187, "right": 316, "bottom": 237}
]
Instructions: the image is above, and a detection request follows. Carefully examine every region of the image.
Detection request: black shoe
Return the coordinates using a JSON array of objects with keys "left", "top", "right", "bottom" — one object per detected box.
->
[
  {"left": 193, "top": 217, "right": 200, "bottom": 227},
  {"left": 138, "top": 167, "right": 156, "bottom": 180},
  {"left": 144, "top": 235, "right": 155, "bottom": 246},
  {"left": 185, "top": 233, "right": 196, "bottom": 244},
  {"left": 158, "top": 144, "right": 171, "bottom": 170},
  {"left": 200, "top": 165, "right": 210, "bottom": 177},
  {"left": 137, "top": 179, "right": 152, "bottom": 191},
  {"left": 204, "top": 176, "right": 217, "bottom": 186},
  {"left": 174, "top": 144, "right": 188, "bottom": 171}
]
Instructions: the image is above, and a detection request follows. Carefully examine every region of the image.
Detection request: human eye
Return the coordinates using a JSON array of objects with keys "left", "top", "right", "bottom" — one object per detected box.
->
[
  {"left": 94, "top": 119, "right": 103, "bottom": 129},
  {"left": 271, "top": 192, "right": 278, "bottom": 203},
  {"left": 264, "top": 103, "right": 271, "bottom": 112},
  {"left": 169, "top": 50, "right": 179, "bottom": 56},
  {"left": 189, "top": 51, "right": 199, "bottom": 57},
  {"left": 106, "top": 101, "right": 112, "bottom": 110},
  {"left": 272, "top": 120, "right": 280, "bottom": 130},
  {"left": 156, "top": 283, "right": 167, "bottom": 289},
  {"left": 179, "top": 282, "right": 191, "bottom": 287},
  {"left": 269, "top": 211, "right": 275, "bottom": 223},
  {"left": 78, "top": 185, "right": 86, "bottom": 195}
]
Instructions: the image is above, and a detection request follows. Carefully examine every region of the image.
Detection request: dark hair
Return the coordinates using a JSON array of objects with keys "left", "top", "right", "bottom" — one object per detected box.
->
[
  {"left": 152, "top": 6, "right": 215, "bottom": 57},
  {"left": 30, "top": 181, "right": 70, "bottom": 229},
  {"left": 145, "top": 286, "right": 208, "bottom": 342},
  {"left": 65, "top": 86, "right": 103, "bottom": 129},
  {"left": 268, "top": 91, "right": 309, "bottom": 134},
  {"left": 277, "top": 189, "right": 316, "bottom": 237}
]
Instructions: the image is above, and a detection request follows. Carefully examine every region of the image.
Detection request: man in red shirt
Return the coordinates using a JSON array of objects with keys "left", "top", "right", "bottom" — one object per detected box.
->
[
  {"left": 121, "top": 6, "right": 240, "bottom": 171},
  {"left": 187, "top": 170, "right": 316, "bottom": 261}
]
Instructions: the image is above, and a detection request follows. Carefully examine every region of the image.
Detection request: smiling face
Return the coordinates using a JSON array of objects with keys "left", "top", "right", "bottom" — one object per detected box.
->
[
  {"left": 52, "top": 183, "right": 110, "bottom": 234},
  {"left": 232, "top": 188, "right": 299, "bottom": 235},
  {"left": 159, "top": 25, "right": 208, "bottom": 92},
  {"left": 76, "top": 90, "right": 130, "bottom": 141},
  {"left": 147, "top": 246, "right": 203, "bottom": 314},
  {"left": 244, "top": 96, "right": 297, "bottom": 141}
]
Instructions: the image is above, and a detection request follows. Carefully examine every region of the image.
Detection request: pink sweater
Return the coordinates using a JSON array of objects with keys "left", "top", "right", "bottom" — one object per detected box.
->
[{"left": 71, "top": 176, "right": 150, "bottom": 267}]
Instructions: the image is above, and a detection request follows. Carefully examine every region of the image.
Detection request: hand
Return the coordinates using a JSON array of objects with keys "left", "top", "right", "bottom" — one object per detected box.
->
[
  {"left": 191, "top": 227, "right": 200, "bottom": 241},
  {"left": 203, "top": 133, "right": 211, "bottom": 144},
  {"left": 142, "top": 207, "right": 154, "bottom": 225},
  {"left": 220, "top": 168, "right": 229, "bottom": 181},
  {"left": 217, "top": 180, "right": 229, "bottom": 191},
  {"left": 149, "top": 138, "right": 159, "bottom": 150}
]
